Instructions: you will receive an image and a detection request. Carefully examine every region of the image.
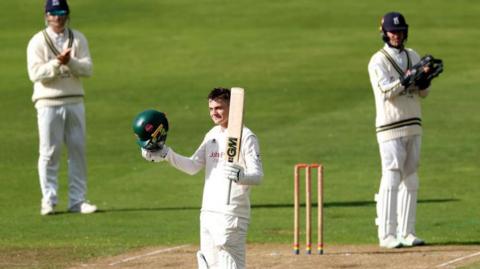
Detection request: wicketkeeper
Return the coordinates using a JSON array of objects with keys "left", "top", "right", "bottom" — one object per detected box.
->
[
  {"left": 133, "top": 88, "right": 263, "bottom": 269},
  {"left": 368, "top": 12, "right": 443, "bottom": 248}
]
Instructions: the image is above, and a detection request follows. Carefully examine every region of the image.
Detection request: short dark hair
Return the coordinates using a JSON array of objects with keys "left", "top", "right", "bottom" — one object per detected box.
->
[{"left": 208, "top": 87, "right": 230, "bottom": 103}]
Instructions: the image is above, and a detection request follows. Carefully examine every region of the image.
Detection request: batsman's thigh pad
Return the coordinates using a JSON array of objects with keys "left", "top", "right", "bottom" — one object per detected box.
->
[
  {"left": 200, "top": 213, "right": 218, "bottom": 267},
  {"left": 376, "top": 170, "right": 401, "bottom": 239},
  {"left": 200, "top": 212, "right": 248, "bottom": 269},
  {"left": 397, "top": 173, "right": 419, "bottom": 236}
]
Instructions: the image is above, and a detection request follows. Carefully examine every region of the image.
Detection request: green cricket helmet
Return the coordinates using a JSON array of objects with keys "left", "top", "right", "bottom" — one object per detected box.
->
[{"left": 132, "top": 109, "right": 169, "bottom": 151}]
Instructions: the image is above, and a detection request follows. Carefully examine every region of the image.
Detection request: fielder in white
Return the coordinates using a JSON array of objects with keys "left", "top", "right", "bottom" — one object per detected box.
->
[
  {"left": 27, "top": 0, "right": 96, "bottom": 215},
  {"left": 368, "top": 12, "right": 430, "bottom": 248},
  {"left": 141, "top": 88, "right": 263, "bottom": 269}
]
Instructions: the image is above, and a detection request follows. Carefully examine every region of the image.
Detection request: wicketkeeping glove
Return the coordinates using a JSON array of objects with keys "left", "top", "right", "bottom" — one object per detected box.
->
[
  {"left": 224, "top": 163, "right": 244, "bottom": 183},
  {"left": 141, "top": 145, "right": 169, "bottom": 163},
  {"left": 400, "top": 55, "right": 444, "bottom": 89}
]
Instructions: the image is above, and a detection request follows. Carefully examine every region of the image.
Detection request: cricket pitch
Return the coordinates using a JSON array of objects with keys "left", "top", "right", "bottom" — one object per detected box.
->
[{"left": 67, "top": 244, "right": 480, "bottom": 269}]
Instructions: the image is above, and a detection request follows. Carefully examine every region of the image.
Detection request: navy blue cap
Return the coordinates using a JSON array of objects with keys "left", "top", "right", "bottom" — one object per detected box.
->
[
  {"left": 45, "top": 0, "right": 69, "bottom": 15},
  {"left": 381, "top": 12, "right": 408, "bottom": 32}
]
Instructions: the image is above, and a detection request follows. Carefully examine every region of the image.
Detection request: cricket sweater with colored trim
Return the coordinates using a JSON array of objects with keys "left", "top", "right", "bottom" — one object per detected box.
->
[
  {"left": 27, "top": 27, "right": 93, "bottom": 108},
  {"left": 165, "top": 125, "right": 263, "bottom": 219},
  {"left": 368, "top": 44, "right": 430, "bottom": 143}
]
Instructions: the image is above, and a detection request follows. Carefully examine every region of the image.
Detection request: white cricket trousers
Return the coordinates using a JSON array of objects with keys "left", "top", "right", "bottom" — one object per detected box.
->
[
  {"left": 376, "top": 135, "right": 421, "bottom": 239},
  {"left": 37, "top": 103, "right": 87, "bottom": 209},
  {"left": 200, "top": 211, "right": 249, "bottom": 269}
]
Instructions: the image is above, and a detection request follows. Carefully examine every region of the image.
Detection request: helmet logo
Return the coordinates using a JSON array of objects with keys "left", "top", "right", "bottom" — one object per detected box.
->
[
  {"left": 151, "top": 124, "right": 165, "bottom": 139},
  {"left": 393, "top": 17, "right": 400, "bottom": 25},
  {"left": 145, "top": 123, "right": 154, "bottom": 133}
]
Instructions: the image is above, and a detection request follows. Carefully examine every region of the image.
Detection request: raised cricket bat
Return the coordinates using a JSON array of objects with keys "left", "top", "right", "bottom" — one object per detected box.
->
[{"left": 226, "top": 87, "right": 245, "bottom": 205}]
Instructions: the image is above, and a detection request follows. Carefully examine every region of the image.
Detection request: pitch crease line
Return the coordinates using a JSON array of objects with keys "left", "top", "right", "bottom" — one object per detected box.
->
[
  {"left": 436, "top": 251, "right": 480, "bottom": 268},
  {"left": 109, "top": 244, "right": 190, "bottom": 266}
]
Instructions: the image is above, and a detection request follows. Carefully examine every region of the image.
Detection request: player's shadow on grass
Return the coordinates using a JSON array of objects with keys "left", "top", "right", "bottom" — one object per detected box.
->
[
  {"left": 428, "top": 241, "right": 480, "bottom": 246},
  {"left": 100, "top": 206, "right": 200, "bottom": 213},
  {"left": 250, "top": 198, "right": 459, "bottom": 209},
  {"left": 98, "top": 198, "right": 458, "bottom": 213}
]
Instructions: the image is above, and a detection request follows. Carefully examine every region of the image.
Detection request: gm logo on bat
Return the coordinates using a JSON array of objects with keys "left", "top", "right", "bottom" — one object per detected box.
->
[{"left": 227, "top": 137, "right": 238, "bottom": 162}]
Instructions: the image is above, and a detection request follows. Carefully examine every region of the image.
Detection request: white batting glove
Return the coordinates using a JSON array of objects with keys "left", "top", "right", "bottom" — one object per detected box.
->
[
  {"left": 224, "top": 163, "right": 244, "bottom": 183},
  {"left": 141, "top": 145, "right": 169, "bottom": 163}
]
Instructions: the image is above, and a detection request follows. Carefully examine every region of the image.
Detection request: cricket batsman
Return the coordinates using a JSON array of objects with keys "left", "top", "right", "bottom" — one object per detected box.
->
[{"left": 133, "top": 88, "right": 263, "bottom": 269}]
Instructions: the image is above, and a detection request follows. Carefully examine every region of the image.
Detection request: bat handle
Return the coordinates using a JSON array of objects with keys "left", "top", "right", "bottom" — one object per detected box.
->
[{"left": 226, "top": 179, "right": 233, "bottom": 205}]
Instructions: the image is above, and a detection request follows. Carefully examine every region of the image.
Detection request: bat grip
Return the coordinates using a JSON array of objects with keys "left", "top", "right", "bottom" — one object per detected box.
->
[{"left": 226, "top": 179, "right": 233, "bottom": 205}]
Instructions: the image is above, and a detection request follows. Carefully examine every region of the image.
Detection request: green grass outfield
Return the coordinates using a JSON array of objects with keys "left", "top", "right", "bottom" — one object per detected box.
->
[{"left": 1, "top": 0, "right": 479, "bottom": 267}]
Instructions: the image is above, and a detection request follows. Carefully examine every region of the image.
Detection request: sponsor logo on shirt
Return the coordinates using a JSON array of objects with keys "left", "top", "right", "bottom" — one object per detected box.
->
[{"left": 209, "top": 151, "right": 224, "bottom": 159}]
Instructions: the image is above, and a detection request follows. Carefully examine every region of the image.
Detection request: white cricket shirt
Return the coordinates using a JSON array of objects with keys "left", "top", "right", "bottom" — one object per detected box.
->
[
  {"left": 165, "top": 125, "right": 263, "bottom": 219},
  {"left": 27, "top": 27, "right": 93, "bottom": 108},
  {"left": 368, "top": 44, "right": 430, "bottom": 142}
]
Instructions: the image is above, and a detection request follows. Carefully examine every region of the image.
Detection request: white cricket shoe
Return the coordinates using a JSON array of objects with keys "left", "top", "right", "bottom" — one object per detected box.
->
[
  {"left": 41, "top": 203, "right": 55, "bottom": 216},
  {"left": 379, "top": 235, "right": 402, "bottom": 249},
  {"left": 398, "top": 234, "right": 425, "bottom": 247},
  {"left": 69, "top": 202, "right": 97, "bottom": 214}
]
